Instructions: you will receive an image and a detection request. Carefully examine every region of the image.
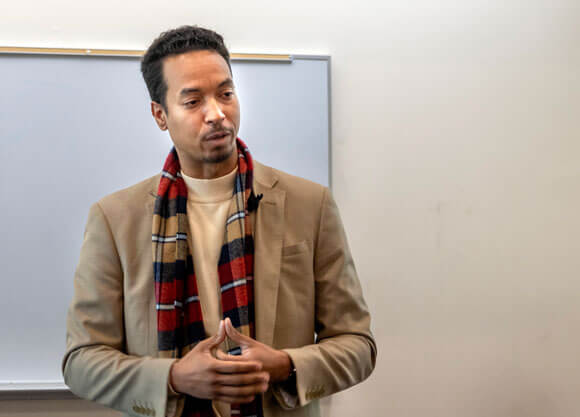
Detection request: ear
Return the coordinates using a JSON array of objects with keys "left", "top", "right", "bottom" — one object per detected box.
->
[{"left": 151, "top": 101, "right": 168, "bottom": 131}]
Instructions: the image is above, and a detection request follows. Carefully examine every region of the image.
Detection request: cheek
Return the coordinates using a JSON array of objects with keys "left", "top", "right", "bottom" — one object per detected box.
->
[
  {"left": 167, "top": 119, "right": 202, "bottom": 148},
  {"left": 229, "top": 104, "right": 241, "bottom": 128},
  {"left": 172, "top": 114, "right": 201, "bottom": 134}
]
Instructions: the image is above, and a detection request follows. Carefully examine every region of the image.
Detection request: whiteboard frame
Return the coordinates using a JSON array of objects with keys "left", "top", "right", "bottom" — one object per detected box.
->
[{"left": 0, "top": 46, "right": 291, "bottom": 61}]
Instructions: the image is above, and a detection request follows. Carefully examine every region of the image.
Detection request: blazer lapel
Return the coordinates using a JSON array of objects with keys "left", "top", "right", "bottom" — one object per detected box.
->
[{"left": 252, "top": 164, "right": 285, "bottom": 347}]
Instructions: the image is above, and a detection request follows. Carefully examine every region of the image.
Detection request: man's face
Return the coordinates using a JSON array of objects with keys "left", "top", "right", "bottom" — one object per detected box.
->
[{"left": 152, "top": 50, "right": 240, "bottom": 177}]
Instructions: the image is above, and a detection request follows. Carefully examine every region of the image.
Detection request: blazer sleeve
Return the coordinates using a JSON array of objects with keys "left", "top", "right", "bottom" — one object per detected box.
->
[
  {"left": 62, "top": 202, "right": 176, "bottom": 417},
  {"left": 278, "top": 187, "right": 377, "bottom": 408}
]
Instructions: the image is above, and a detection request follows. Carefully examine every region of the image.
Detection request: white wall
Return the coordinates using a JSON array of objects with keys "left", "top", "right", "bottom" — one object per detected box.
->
[{"left": 2, "top": 1, "right": 580, "bottom": 416}]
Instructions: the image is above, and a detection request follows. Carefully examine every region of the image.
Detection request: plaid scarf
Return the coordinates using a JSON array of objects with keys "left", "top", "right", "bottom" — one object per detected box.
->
[{"left": 152, "top": 138, "right": 262, "bottom": 417}]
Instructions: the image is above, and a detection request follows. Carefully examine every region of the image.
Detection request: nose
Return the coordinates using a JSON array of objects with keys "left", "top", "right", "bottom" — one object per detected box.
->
[{"left": 204, "top": 98, "right": 226, "bottom": 125}]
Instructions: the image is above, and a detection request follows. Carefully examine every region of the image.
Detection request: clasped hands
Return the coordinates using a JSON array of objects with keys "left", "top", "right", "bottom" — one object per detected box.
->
[{"left": 169, "top": 318, "right": 292, "bottom": 404}]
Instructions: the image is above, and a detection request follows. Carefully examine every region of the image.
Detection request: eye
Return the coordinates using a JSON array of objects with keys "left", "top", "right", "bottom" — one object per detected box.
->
[
  {"left": 184, "top": 100, "right": 199, "bottom": 107},
  {"left": 222, "top": 91, "right": 234, "bottom": 99}
]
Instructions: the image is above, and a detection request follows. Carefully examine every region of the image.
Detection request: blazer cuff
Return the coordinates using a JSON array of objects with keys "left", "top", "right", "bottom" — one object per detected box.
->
[
  {"left": 281, "top": 348, "right": 317, "bottom": 408},
  {"left": 282, "top": 347, "right": 329, "bottom": 407},
  {"left": 271, "top": 384, "right": 299, "bottom": 410}
]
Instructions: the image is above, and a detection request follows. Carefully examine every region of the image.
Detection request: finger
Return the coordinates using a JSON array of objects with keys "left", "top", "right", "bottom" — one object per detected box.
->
[
  {"left": 224, "top": 317, "right": 252, "bottom": 344},
  {"left": 215, "top": 350, "right": 247, "bottom": 362},
  {"left": 215, "top": 371, "right": 269, "bottom": 387},
  {"left": 214, "top": 319, "right": 226, "bottom": 343},
  {"left": 214, "top": 395, "right": 256, "bottom": 404},
  {"left": 213, "top": 359, "right": 262, "bottom": 374},
  {"left": 201, "top": 320, "right": 226, "bottom": 350},
  {"left": 215, "top": 382, "right": 269, "bottom": 398}
]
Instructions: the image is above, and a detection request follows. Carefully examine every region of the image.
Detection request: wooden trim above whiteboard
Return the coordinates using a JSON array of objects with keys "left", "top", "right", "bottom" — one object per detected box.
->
[{"left": 0, "top": 46, "right": 292, "bottom": 61}]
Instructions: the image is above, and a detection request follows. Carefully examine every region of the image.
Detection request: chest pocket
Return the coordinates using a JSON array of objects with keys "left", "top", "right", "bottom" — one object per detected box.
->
[
  {"left": 280, "top": 240, "right": 313, "bottom": 285},
  {"left": 281, "top": 240, "right": 309, "bottom": 257}
]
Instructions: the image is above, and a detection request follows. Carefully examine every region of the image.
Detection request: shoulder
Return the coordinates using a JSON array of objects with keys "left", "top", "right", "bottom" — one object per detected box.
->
[
  {"left": 97, "top": 174, "right": 160, "bottom": 208},
  {"left": 93, "top": 174, "right": 160, "bottom": 225},
  {"left": 253, "top": 161, "right": 330, "bottom": 233},
  {"left": 253, "top": 160, "right": 327, "bottom": 204}
]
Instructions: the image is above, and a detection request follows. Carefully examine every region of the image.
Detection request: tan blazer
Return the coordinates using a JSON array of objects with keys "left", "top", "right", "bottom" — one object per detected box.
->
[{"left": 63, "top": 161, "right": 376, "bottom": 417}]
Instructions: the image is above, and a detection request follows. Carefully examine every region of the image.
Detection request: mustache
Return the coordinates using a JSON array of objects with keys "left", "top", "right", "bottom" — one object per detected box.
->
[{"left": 203, "top": 126, "right": 234, "bottom": 141}]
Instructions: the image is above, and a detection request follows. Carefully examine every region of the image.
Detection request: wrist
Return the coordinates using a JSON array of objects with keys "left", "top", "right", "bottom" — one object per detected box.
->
[
  {"left": 273, "top": 351, "right": 293, "bottom": 383},
  {"left": 168, "top": 359, "right": 182, "bottom": 394}
]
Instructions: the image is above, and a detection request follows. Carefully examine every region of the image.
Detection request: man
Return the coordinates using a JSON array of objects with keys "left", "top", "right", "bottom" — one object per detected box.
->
[{"left": 63, "top": 26, "right": 376, "bottom": 417}]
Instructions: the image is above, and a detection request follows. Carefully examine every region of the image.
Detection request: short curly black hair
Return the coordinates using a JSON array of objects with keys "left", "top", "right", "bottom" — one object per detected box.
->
[{"left": 141, "top": 25, "right": 231, "bottom": 111}]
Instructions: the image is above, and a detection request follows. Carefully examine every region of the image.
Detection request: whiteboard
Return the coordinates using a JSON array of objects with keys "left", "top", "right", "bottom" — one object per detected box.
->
[{"left": 0, "top": 53, "right": 329, "bottom": 390}]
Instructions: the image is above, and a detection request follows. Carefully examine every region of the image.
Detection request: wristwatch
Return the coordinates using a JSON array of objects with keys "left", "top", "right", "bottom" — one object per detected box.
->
[{"left": 287, "top": 364, "right": 297, "bottom": 382}]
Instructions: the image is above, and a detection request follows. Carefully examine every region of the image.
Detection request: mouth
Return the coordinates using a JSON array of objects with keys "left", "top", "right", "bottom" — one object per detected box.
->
[{"left": 204, "top": 130, "right": 231, "bottom": 141}]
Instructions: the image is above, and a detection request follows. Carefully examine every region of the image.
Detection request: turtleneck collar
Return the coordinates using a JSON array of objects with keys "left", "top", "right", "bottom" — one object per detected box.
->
[{"left": 181, "top": 166, "right": 238, "bottom": 203}]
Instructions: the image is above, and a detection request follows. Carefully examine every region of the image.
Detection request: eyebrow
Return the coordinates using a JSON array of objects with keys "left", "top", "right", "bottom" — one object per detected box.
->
[{"left": 178, "top": 78, "right": 234, "bottom": 96}]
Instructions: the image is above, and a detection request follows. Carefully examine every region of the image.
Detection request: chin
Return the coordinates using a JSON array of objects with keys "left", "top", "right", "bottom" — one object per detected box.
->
[
  {"left": 204, "top": 153, "right": 232, "bottom": 164},
  {"left": 200, "top": 135, "right": 236, "bottom": 163},
  {"left": 203, "top": 146, "right": 235, "bottom": 164}
]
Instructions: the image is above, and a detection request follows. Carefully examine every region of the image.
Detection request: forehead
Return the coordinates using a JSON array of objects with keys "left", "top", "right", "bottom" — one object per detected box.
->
[{"left": 162, "top": 50, "right": 232, "bottom": 92}]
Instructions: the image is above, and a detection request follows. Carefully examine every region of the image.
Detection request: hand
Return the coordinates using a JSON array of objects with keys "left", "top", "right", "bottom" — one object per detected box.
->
[
  {"left": 169, "top": 320, "right": 270, "bottom": 404},
  {"left": 216, "top": 318, "right": 292, "bottom": 383}
]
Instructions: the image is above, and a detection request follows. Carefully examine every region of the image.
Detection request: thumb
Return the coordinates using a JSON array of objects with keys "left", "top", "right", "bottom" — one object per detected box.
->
[
  {"left": 224, "top": 317, "right": 252, "bottom": 346},
  {"left": 204, "top": 320, "right": 226, "bottom": 349}
]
